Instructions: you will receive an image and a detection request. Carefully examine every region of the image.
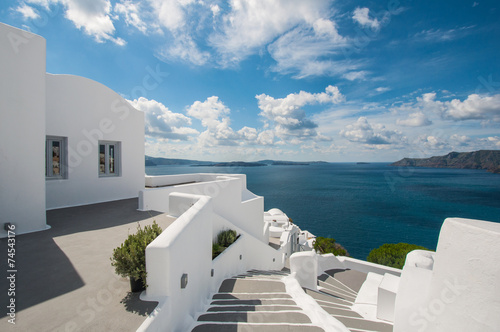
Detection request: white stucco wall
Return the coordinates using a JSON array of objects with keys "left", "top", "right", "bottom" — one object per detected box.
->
[
  {"left": 0, "top": 23, "right": 47, "bottom": 236},
  {"left": 394, "top": 218, "right": 500, "bottom": 332},
  {"left": 45, "top": 74, "right": 145, "bottom": 209},
  {"left": 426, "top": 218, "right": 500, "bottom": 332},
  {"left": 140, "top": 175, "right": 265, "bottom": 242}
]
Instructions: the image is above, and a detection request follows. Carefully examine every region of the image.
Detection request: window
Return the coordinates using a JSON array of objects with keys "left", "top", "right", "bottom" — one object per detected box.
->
[
  {"left": 99, "top": 141, "right": 121, "bottom": 177},
  {"left": 46, "top": 136, "right": 67, "bottom": 179}
]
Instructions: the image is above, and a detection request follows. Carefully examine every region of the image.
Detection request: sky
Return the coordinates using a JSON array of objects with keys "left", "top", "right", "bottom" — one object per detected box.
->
[{"left": 1, "top": 0, "right": 500, "bottom": 162}]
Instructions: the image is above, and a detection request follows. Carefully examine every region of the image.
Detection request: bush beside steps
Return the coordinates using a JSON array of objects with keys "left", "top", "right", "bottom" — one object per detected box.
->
[{"left": 213, "top": 229, "right": 239, "bottom": 259}]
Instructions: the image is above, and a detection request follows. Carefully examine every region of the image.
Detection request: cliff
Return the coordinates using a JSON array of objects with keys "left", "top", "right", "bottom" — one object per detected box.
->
[{"left": 392, "top": 150, "right": 500, "bottom": 173}]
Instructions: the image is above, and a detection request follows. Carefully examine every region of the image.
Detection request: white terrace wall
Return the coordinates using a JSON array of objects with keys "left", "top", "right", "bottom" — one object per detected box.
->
[
  {"left": 0, "top": 23, "right": 47, "bottom": 236},
  {"left": 45, "top": 74, "right": 145, "bottom": 209},
  {"left": 394, "top": 218, "right": 500, "bottom": 332},
  {"left": 140, "top": 191, "right": 285, "bottom": 332},
  {"left": 140, "top": 174, "right": 265, "bottom": 242},
  {"left": 141, "top": 193, "right": 213, "bottom": 332}
]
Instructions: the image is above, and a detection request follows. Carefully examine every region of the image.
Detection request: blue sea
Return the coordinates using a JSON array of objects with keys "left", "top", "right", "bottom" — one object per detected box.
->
[{"left": 146, "top": 163, "right": 500, "bottom": 260}]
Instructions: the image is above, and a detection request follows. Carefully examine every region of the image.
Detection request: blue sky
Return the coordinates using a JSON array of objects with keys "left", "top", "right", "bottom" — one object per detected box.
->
[{"left": 2, "top": 0, "right": 500, "bottom": 162}]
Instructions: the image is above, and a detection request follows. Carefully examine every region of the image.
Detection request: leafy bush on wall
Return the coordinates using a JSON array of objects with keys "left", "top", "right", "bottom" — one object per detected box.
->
[
  {"left": 313, "top": 236, "right": 349, "bottom": 256},
  {"left": 111, "top": 221, "right": 163, "bottom": 288},
  {"left": 367, "top": 242, "right": 430, "bottom": 269},
  {"left": 213, "top": 229, "right": 238, "bottom": 259}
]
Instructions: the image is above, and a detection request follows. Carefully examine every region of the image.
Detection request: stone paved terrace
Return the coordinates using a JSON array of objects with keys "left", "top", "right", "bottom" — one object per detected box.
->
[{"left": 0, "top": 198, "right": 175, "bottom": 331}]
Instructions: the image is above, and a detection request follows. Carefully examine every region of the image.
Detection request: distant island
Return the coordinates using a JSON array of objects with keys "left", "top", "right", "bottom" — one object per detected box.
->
[
  {"left": 145, "top": 156, "right": 327, "bottom": 167},
  {"left": 191, "top": 161, "right": 267, "bottom": 167},
  {"left": 392, "top": 150, "right": 500, "bottom": 174}
]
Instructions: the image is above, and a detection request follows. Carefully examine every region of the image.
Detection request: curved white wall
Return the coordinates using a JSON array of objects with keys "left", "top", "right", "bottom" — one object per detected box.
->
[
  {"left": 0, "top": 23, "right": 47, "bottom": 236},
  {"left": 45, "top": 74, "right": 144, "bottom": 209},
  {"left": 426, "top": 218, "right": 500, "bottom": 332},
  {"left": 394, "top": 218, "right": 500, "bottom": 332}
]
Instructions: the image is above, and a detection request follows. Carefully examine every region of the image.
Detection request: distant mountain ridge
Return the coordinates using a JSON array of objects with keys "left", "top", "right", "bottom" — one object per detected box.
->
[
  {"left": 391, "top": 150, "right": 500, "bottom": 174},
  {"left": 145, "top": 156, "right": 327, "bottom": 167}
]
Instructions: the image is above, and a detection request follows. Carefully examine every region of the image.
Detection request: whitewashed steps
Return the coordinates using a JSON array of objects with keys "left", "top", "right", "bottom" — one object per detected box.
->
[
  {"left": 191, "top": 270, "right": 325, "bottom": 332},
  {"left": 309, "top": 269, "right": 394, "bottom": 332}
]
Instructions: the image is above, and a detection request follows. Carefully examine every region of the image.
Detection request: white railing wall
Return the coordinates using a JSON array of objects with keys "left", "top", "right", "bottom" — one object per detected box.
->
[
  {"left": 140, "top": 193, "right": 213, "bottom": 332},
  {"left": 338, "top": 256, "right": 402, "bottom": 277},
  {"left": 139, "top": 175, "right": 265, "bottom": 242}
]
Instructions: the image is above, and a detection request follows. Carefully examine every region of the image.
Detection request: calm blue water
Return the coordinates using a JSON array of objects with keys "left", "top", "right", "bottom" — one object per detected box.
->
[{"left": 146, "top": 163, "right": 500, "bottom": 259}]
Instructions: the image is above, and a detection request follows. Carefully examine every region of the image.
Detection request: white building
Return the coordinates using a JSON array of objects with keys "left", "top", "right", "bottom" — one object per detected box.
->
[{"left": 0, "top": 22, "right": 144, "bottom": 237}]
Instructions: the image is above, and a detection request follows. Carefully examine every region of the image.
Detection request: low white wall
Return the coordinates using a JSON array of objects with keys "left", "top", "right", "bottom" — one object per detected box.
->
[
  {"left": 141, "top": 189, "right": 286, "bottom": 331},
  {"left": 338, "top": 257, "right": 402, "bottom": 277},
  {"left": 142, "top": 193, "right": 213, "bottom": 331},
  {"left": 140, "top": 175, "right": 265, "bottom": 242},
  {"left": 0, "top": 23, "right": 47, "bottom": 237},
  {"left": 211, "top": 236, "right": 247, "bottom": 291},
  {"left": 394, "top": 218, "right": 500, "bottom": 332},
  {"left": 45, "top": 74, "right": 145, "bottom": 209},
  {"left": 426, "top": 218, "right": 499, "bottom": 332}
]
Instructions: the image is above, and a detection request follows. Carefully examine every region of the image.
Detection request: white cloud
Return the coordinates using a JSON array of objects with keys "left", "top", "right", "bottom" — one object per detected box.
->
[
  {"left": 15, "top": 4, "right": 40, "bottom": 20},
  {"left": 340, "top": 117, "right": 403, "bottom": 145},
  {"left": 25, "top": 0, "right": 51, "bottom": 10},
  {"left": 128, "top": 97, "right": 197, "bottom": 140},
  {"left": 414, "top": 26, "right": 475, "bottom": 43},
  {"left": 352, "top": 7, "right": 380, "bottom": 30},
  {"left": 160, "top": 33, "right": 211, "bottom": 65},
  {"left": 64, "top": 0, "right": 125, "bottom": 44},
  {"left": 397, "top": 112, "right": 432, "bottom": 127},
  {"left": 187, "top": 96, "right": 229, "bottom": 126},
  {"left": 267, "top": 21, "right": 351, "bottom": 78},
  {"left": 186, "top": 96, "right": 241, "bottom": 146},
  {"left": 114, "top": 1, "right": 148, "bottom": 33},
  {"left": 392, "top": 92, "right": 500, "bottom": 123},
  {"left": 375, "top": 87, "right": 391, "bottom": 93},
  {"left": 256, "top": 85, "right": 345, "bottom": 141},
  {"left": 210, "top": 4, "right": 220, "bottom": 17},
  {"left": 443, "top": 94, "right": 500, "bottom": 121},
  {"left": 343, "top": 71, "right": 369, "bottom": 81},
  {"left": 13, "top": 0, "right": 128, "bottom": 45},
  {"left": 150, "top": 0, "right": 194, "bottom": 31},
  {"left": 256, "top": 130, "right": 275, "bottom": 145},
  {"left": 238, "top": 126, "right": 258, "bottom": 141},
  {"left": 209, "top": 0, "right": 333, "bottom": 66},
  {"left": 414, "top": 135, "right": 449, "bottom": 151},
  {"left": 486, "top": 136, "right": 500, "bottom": 147}
]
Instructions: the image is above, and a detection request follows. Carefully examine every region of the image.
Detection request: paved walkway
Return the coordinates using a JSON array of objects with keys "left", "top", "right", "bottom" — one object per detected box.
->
[{"left": 0, "top": 198, "right": 174, "bottom": 331}]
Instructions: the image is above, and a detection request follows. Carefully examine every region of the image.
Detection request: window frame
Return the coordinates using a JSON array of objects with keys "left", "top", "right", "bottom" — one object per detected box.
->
[
  {"left": 46, "top": 136, "right": 68, "bottom": 180},
  {"left": 98, "top": 141, "right": 121, "bottom": 177}
]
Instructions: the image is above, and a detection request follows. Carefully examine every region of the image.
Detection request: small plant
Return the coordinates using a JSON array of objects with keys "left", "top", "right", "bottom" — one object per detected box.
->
[
  {"left": 212, "top": 243, "right": 224, "bottom": 259},
  {"left": 217, "top": 229, "right": 238, "bottom": 247},
  {"left": 367, "top": 243, "right": 431, "bottom": 269},
  {"left": 111, "top": 221, "right": 162, "bottom": 289},
  {"left": 212, "top": 229, "right": 239, "bottom": 259},
  {"left": 313, "top": 236, "right": 349, "bottom": 256}
]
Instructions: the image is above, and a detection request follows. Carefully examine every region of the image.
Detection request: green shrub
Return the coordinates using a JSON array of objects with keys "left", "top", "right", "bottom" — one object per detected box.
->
[
  {"left": 111, "top": 221, "right": 162, "bottom": 288},
  {"left": 313, "top": 236, "right": 349, "bottom": 256},
  {"left": 212, "top": 243, "right": 224, "bottom": 259},
  {"left": 217, "top": 229, "right": 238, "bottom": 247},
  {"left": 367, "top": 243, "right": 430, "bottom": 269},
  {"left": 213, "top": 229, "right": 239, "bottom": 259}
]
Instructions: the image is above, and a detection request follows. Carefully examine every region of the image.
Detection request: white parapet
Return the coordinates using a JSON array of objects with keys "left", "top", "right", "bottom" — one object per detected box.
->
[
  {"left": 377, "top": 273, "right": 400, "bottom": 322},
  {"left": 290, "top": 251, "right": 318, "bottom": 291},
  {"left": 394, "top": 217, "right": 500, "bottom": 332}
]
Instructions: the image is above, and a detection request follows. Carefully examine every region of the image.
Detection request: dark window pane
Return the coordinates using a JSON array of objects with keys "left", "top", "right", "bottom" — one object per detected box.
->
[{"left": 99, "top": 144, "right": 105, "bottom": 174}]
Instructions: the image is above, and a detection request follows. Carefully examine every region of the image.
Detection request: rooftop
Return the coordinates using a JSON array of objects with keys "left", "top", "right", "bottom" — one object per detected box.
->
[{"left": 0, "top": 199, "right": 175, "bottom": 331}]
